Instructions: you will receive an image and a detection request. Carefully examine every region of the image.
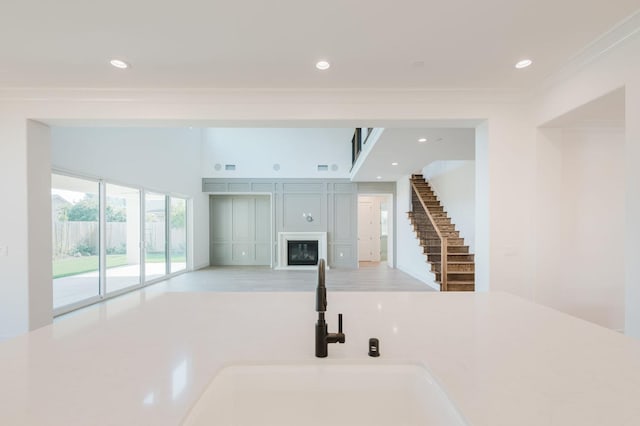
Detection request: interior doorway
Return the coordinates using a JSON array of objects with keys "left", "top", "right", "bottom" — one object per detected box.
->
[{"left": 357, "top": 195, "right": 393, "bottom": 266}]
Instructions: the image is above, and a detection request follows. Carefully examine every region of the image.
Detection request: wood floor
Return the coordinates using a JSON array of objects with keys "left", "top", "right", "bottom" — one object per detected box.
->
[{"left": 151, "top": 262, "right": 434, "bottom": 293}]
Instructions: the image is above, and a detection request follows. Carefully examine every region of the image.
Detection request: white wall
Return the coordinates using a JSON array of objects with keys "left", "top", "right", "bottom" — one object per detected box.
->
[
  {"left": 477, "top": 110, "right": 538, "bottom": 298},
  {"left": 0, "top": 121, "right": 30, "bottom": 339},
  {"left": 536, "top": 127, "right": 625, "bottom": 330},
  {"left": 0, "top": 119, "right": 28, "bottom": 340},
  {"left": 532, "top": 31, "right": 640, "bottom": 336},
  {"left": 0, "top": 120, "right": 52, "bottom": 340},
  {"left": 395, "top": 175, "right": 439, "bottom": 290},
  {"left": 201, "top": 128, "right": 353, "bottom": 179},
  {"left": 422, "top": 161, "right": 475, "bottom": 253},
  {"left": 51, "top": 127, "right": 210, "bottom": 270}
]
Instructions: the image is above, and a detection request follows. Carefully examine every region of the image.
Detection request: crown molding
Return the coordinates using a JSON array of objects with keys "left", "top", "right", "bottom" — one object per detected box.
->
[
  {"left": 0, "top": 87, "right": 526, "bottom": 105},
  {"left": 535, "top": 9, "right": 640, "bottom": 93}
]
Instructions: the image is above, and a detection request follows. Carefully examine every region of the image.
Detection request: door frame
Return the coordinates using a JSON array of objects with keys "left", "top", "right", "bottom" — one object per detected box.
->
[{"left": 356, "top": 193, "right": 394, "bottom": 268}]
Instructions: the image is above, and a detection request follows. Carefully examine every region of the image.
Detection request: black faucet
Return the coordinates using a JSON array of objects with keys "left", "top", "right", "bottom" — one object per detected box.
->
[{"left": 315, "top": 259, "right": 345, "bottom": 357}]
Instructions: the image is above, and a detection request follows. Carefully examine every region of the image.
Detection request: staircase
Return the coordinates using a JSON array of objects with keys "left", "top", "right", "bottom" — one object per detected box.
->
[{"left": 408, "top": 174, "right": 475, "bottom": 291}]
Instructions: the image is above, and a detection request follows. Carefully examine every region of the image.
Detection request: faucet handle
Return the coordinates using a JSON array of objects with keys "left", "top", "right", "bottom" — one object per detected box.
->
[{"left": 338, "top": 313, "right": 343, "bottom": 334}]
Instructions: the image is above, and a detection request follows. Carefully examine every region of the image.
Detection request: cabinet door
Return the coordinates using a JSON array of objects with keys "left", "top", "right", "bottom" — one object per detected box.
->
[{"left": 210, "top": 195, "right": 271, "bottom": 265}]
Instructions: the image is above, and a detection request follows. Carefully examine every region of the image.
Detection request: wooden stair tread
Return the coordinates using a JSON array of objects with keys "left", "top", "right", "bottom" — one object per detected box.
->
[
  {"left": 424, "top": 246, "right": 469, "bottom": 250},
  {"left": 429, "top": 258, "right": 474, "bottom": 261},
  {"left": 422, "top": 242, "right": 466, "bottom": 246},
  {"left": 411, "top": 174, "right": 476, "bottom": 292}
]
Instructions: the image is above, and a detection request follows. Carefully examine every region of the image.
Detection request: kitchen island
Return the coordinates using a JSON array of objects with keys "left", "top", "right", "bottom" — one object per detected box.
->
[{"left": 1, "top": 291, "right": 639, "bottom": 425}]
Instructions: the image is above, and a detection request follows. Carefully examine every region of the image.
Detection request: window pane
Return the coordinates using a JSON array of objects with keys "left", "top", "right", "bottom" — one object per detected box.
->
[
  {"left": 145, "top": 192, "right": 166, "bottom": 280},
  {"left": 52, "top": 174, "right": 100, "bottom": 308},
  {"left": 105, "top": 184, "right": 141, "bottom": 293},
  {"left": 170, "top": 198, "right": 187, "bottom": 273}
]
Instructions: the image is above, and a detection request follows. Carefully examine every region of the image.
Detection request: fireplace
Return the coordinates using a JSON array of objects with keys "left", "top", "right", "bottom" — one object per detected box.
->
[
  {"left": 277, "top": 232, "right": 328, "bottom": 270},
  {"left": 287, "top": 240, "right": 319, "bottom": 266}
]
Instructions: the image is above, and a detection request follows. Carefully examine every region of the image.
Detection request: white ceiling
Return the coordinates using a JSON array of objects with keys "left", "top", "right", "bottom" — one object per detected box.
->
[
  {"left": 1, "top": 0, "right": 638, "bottom": 89},
  {"left": 352, "top": 128, "right": 475, "bottom": 182}
]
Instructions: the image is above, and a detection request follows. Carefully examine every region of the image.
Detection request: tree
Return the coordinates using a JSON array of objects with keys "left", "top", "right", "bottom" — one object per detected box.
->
[
  {"left": 62, "top": 195, "right": 126, "bottom": 222},
  {"left": 106, "top": 206, "right": 126, "bottom": 222},
  {"left": 171, "top": 202, "right": 185, "bottom": 228},
  {"left": 66, "top": 197, "right": 98, "bottom": 221}
]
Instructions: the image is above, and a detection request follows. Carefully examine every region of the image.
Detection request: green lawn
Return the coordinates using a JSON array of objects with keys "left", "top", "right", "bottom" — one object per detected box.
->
[
  {"left": 53, "top": 255, "right": 128, "bottom": 279},
  {"left": 53, "top": 253, "right": 187, "bottom": 279}
]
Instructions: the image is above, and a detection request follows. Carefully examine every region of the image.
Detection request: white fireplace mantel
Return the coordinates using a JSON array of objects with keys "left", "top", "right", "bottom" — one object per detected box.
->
[{"left": 276, "top": 232, "right": 328, "bottom": 270}]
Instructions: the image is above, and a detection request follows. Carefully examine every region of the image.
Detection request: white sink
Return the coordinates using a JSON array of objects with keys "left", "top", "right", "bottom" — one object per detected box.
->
[{"left": 182, "top": 362, "right": 468, "bottom": 426}]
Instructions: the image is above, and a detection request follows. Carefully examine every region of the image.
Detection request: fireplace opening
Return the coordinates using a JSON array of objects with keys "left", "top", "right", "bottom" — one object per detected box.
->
[{"left": 287, "top": 240, "right": 319, "bottom": 266}]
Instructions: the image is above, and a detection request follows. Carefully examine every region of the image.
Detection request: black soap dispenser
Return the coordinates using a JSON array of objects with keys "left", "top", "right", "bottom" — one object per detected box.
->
[{"left": 368, "top": 338, "right": 380, "bottom": 357}]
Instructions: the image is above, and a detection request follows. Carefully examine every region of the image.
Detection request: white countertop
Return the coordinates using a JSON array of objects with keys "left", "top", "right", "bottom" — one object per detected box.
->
[{"left": 1, "top": 291, "right": 640, "bottom": 425}]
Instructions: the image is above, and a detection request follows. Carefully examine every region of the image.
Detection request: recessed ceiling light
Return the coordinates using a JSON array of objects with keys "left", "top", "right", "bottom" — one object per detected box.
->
[
  {"left": 418, "top": 138, "right": 427, "bottom": 143},
  {"left": 110, "top": 59, "right": 130, "bottom": 69},
  {"left": 515, "top": 59, "right": 532, "bottom": 69},
  {"left": 316, "top": 60, "right": 331, "bottom": 71},
  {"left": 376, "top": 176, "right": 382, "bottom": 180},
  {"left": 391, "top": 162, "right": 398, "bottom": 166}
]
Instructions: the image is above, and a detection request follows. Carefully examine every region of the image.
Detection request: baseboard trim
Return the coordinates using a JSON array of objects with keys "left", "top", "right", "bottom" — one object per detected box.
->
[{"left": 193, "top": 262, "right": 210, "bottom": 271}]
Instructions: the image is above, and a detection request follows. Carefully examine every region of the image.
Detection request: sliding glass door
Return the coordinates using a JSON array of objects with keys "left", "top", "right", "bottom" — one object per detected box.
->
[
  {"left": 144, "top": 192, "right": 167, "bottom": 281},
  {"left": 170, "top": 197, "right": 187, "bottom": 273},
  {"left": 52, "top": 173, "right": 190, "bottom": 312},
  {"left": 105, "top": 184, "right": 141, "bottom": 294},
  {"left": 51, "top": 174, "right": 100, "bottom": 309}
]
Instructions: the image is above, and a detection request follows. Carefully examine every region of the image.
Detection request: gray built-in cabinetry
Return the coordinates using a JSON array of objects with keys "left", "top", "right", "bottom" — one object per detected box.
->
[
  {"left": 203, "top": 179, "right": 358, "bottom": 268},
  {"left": 209, "top": 195, "right": 271, "bottom": 265}
]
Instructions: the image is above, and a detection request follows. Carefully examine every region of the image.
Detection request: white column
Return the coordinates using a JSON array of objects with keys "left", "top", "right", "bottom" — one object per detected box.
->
[
  {"left": 474, "top": 122, "right": 490, "bottom": 292},
  {"left": 0, "top": 118, "right": 52, "bottom": 340},
  {"left": 27, "top": 120, "right": 53, "bottom": 330},
  {"left": 478, "top": 112, "right": 537, "bottom": 297},
  {"left": 625, "top": 83, "right": 640, "bottom": 338}
]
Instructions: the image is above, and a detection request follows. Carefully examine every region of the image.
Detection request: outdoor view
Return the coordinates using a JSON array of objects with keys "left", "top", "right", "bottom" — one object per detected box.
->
[
  {"left": 144, "top": 192, "right": 167, "bottom": 281},
  {"left": 52, "top": 173, "right": 188, "bottom": 310},
  {"left": 105, "top": 184, "right": 141, "bottom": 294},
  {"left": 170, "top": 197, "right": 187, "bottom": 273},
  {"left": 52, "top": 174, "right": 101, "bottom": 308}
]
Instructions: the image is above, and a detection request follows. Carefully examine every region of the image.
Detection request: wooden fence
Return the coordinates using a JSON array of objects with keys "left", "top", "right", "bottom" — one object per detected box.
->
[{"left": 52, "top": 221, "right": 185, "bottom": 257}]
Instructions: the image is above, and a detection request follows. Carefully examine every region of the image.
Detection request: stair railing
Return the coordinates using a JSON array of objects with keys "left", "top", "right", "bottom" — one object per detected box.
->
[{"left": 410, "top": 180, "right": 448, "bottom": 291}]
